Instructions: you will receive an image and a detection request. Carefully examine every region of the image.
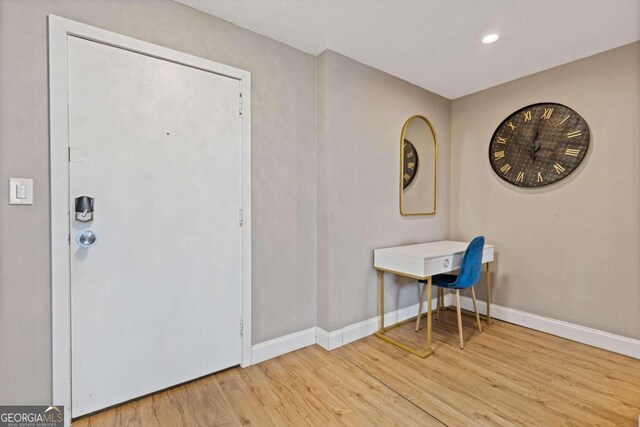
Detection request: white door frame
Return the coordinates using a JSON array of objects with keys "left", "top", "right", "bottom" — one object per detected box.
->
[{"left": 48, "top": 15, "right": 252, "bottom": 422}]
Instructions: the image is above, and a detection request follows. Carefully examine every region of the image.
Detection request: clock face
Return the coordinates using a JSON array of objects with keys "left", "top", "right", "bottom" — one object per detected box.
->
[
  {"left": 402, "top": 139, "right": 419, "bottom": 189},
  {"left": 489, "top": 103, "right": 590, "bottom": 187}
]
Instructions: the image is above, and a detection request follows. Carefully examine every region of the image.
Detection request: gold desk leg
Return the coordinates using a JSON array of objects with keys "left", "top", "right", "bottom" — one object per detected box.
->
[
  {"left": 426, "top": 276, "right": 432, "bottom": 352},
  {"left": 415, "top": 281, "right": 426, "bottom": 332},
  {"left": 379, "top": 270, "right": 385, "bottom": 330},
  {"left": 486, "top": 262, "right": 494, "bottom": 325},
  {"left": 375, "top": 270, "right": 433, "bottom": 358}
]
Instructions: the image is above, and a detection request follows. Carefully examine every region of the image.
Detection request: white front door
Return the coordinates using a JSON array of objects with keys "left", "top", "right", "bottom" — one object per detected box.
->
[{"left": 67, "top": 36, "right": 243, "bottom": 417}]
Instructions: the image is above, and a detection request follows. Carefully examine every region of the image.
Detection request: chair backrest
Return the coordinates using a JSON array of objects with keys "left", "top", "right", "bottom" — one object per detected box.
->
[{"left": 455, "top": 236, "right": 485, "bottom": 289}]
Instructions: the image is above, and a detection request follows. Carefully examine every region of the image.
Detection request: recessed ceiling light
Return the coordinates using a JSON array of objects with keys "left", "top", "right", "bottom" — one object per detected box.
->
[{"left": 482, "top": 34, "right": 499, "bottom": 44}]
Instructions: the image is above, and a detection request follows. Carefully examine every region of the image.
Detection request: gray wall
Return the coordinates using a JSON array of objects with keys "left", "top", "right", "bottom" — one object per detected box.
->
[
  {"left": 316, "top": 51, "right": 451, "bottom": 332},
  {"left": 451, "top": 42, "right": 640, "bottom": 339},
  {"left": 0, "top": 0, "right": 317, "bottom": 404}
]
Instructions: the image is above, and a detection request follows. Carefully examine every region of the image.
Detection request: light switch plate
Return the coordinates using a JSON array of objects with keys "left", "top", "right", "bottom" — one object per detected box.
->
[{"left": 9, "top": 178, "right": 33, "bottom": 205}]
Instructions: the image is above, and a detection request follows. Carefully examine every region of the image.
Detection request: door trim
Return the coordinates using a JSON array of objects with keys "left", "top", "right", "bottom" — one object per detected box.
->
[{"left": 48, "top": 15, "right": 252, "bottom": 422}]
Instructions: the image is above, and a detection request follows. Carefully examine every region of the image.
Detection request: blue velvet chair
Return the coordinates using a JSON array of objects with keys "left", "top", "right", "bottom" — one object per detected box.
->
[{"left": 416, "top": 236, "right": 485, "bottom": 349}]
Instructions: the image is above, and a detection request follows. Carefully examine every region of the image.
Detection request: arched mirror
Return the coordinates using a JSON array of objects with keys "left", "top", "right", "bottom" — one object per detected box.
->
[{"left": 400, "top": 115, "right": 437, "bottom": 216}]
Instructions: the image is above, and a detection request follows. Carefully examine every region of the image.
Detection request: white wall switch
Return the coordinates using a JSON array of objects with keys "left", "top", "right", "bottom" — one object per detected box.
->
[{"left": 9, "top": 178, "right": 33, "bottom": 205}]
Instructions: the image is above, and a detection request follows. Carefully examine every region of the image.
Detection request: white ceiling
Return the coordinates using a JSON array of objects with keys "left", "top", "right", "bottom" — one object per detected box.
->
[{"left": 176, "top": 0, "right": 640, "bottom": 99}]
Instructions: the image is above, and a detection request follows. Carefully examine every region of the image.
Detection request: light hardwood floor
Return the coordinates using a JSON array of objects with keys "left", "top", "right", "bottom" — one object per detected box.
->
[{"left": 75, "top": 310, "right": 640, "bottom": 426}]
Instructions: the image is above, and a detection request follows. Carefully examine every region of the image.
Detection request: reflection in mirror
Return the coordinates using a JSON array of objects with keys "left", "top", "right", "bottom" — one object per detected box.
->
[{"left": 400, "top": 115, "right": 437, "bottom": 215}]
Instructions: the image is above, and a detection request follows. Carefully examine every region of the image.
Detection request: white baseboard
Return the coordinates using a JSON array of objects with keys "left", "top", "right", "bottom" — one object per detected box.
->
[
  {"left": 251, "top": 326, "right": 316, "bottom": 365},
  {"left": 316, "top": 303, "right": 411, "bottom": 351},
  {"left": 252, "top": 294, "right": 640, "bottom": 364},
  {"left": 316, "top": 297, "right": 441, "bottom": 351},
  {"left": 252, "top": 298, "right": 439, "bottom": 362},
  {"left": 458, "top": 296, "right": 640, "bottom": 359},
  {"left": 315, "top": 325, "right": 341, "bottom": 351}
]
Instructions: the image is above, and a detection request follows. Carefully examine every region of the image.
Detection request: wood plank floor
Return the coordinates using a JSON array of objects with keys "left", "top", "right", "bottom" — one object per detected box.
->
[{"left": 74, "top": 310, "right": 640, "bottom": 426}]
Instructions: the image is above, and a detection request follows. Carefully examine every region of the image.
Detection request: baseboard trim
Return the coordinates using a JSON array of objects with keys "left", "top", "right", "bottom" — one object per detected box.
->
[
  {"left": 252, "top": 295, "right": 639, "bottom": 364},
  {"left": 252, "top": 299, "right": 438, "bottom": 362},
  {"left": 458, "top": 296, "right": 640, "bottom": 359},
  {"left": 316, "top": 298, "right": 441, "bottom": 351},
  {"left": 251, "top": 326, "right": 316, "bottom": 365}
]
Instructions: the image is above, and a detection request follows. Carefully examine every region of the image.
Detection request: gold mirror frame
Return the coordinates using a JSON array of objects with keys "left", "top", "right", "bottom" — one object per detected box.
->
[{"left": 399, "top": 115, "right": 437, "bottom": 216}]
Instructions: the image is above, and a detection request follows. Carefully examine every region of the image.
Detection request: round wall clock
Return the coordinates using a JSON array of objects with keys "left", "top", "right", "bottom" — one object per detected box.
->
[
  {"left": 489, "top": 103, "right": 589, "bottom": 187},
  {"left": 402, "top": 139, "right": 419, "bottom": 189}
]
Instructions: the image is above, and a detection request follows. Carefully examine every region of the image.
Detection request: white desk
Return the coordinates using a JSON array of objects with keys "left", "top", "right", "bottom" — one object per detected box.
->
[{"left": 373, "top": 240, "right": 495, "bottom": 357}]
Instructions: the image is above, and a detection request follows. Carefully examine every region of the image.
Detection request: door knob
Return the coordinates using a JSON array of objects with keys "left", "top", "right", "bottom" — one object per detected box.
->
[{"left": 76, "top": 230, "right": 97, "bottom": 248}]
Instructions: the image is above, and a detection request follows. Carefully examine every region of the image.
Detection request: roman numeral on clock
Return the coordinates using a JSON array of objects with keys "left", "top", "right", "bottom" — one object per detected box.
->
[
  {"left": 553, "top": 163, "right": 566, "bottom": 174},
  {"left": 565, "top": 148, "right": 580, "bottom": 156},
  {"left": 407, "top": 162, "right": 415, "bottom": 169},
  {"left": 404, "top": 173, "right": 411, "bottom": 181},
  {"left": 567, "top": 130, "right": 582, "bottom": 138},
  {"left": 516, "top": 172, "right": 525, "bottom": 182},
  {"left": 541, "top": 108, "right": 554, "bottom": 119},
  {"left": 523, "top": 110, "right": 532, "bottom": 122},
  {"left": 494, "top": 151, "right": 505, "bottom": 160},
  {"left": 496, "top": 136, "right": 507, "bottom": 144},
  {"left": 537, "top": 172, "right": 543, "bottom": 182},
  {"left": 500, "top": 164, "right": 512, "bottom": 174},
  {"left": 507, "top": 121, "right": 516, "bottom": 130}
]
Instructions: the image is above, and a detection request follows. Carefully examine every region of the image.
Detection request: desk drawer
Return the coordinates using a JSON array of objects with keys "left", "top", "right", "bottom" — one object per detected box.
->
[
  {"left": 424, "top": 247, "right": 494, "bottom": 276},
  {"left": 424, "top": 254, "right": 462, "bottom": 275}
]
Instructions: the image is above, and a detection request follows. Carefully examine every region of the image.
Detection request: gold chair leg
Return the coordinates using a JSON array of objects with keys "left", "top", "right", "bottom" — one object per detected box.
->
[
  {"left": 415, "top": 282, "right": 426, "bottom": 332},
  {"left": 455, "top": 290, "right": 464, "bottom": 349},
  {"left": 471, "top": 286, "right": 482, "bottom": 333}
]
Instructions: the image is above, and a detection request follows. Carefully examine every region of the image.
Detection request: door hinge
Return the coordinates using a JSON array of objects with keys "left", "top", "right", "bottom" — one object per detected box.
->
[
  {"left": 239, "top": 92, "right": 243, "bottom": 115},
  {"left": 239, "top": 316, "right": 244, "bottom": 335},
  {"left": 239, "top": 207, "right": 243, "bottom": 226}
]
